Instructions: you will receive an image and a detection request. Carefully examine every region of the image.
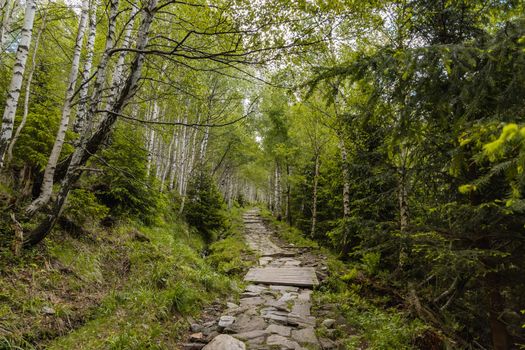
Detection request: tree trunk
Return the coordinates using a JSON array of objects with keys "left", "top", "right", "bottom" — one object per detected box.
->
[
  {"left": 23, "top": 0, "right": 158, "bottom": 247},
  {"left": 52, "top": 0, "right": 121, "bottom": 184},
  {"left": 310, "top": 152, "right": 320, "bottom": 238},
  {"left": 286, "top": 162, "right": 292, "bottom": 225},
  {"left": 26, "top": 0, "right": 89, "bottom": 214},
  {"left": 274, "top": 162, "right": 282, "bottom": 220},
  {"left": 5, "top": 9, "right": 47, "bottom": 163},
  {"left": 398, "top": 166, "right": 409, "bottom": 232},
  {"left": 73, "top": 0, "right": 99, "bottom": 134},
  {"left": 486, "top": 273, "right": 512, "bottom": 350},
  {"left": 0, "top": 0, "right": 36, "bottom": 166}
]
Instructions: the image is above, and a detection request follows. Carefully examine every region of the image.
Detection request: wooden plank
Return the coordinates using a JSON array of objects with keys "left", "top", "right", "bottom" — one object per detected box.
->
[{"left": 244, "top": 267, "right": 319, "bottom": 287}]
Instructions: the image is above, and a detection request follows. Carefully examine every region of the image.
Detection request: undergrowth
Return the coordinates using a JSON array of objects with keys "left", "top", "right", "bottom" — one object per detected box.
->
[
  {"left": 261, "top": 206, "right": 429, "bottom": 350},
  {"left": 0, "top": 208, "right": 248, "bottom": 349}
]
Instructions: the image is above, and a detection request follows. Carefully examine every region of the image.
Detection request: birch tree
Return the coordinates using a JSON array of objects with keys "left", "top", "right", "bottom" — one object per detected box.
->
[
  {"left": 26, "top": 0, "right": 89, "bottom": 214},
  {"left": 24, "top": 0, "right": 159, "bottom": 246},
  {"left": 0, "top": 0, "right": 37, "bottom": 166},
  {"left": 5, "top": 7, "right": 48, "bottom": 163}
]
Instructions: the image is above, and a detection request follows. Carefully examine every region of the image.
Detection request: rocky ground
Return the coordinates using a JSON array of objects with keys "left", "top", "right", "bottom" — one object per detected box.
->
[{"left": 181, "top": 209, "right": 343, "bottom": 350}]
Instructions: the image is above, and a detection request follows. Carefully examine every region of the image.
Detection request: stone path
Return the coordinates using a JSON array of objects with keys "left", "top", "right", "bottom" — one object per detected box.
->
[{"left": 182, "top": 209, "right": 337, "bottom": 350}]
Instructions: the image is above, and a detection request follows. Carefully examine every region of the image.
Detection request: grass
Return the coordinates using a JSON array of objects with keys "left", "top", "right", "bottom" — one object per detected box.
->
[
  {"left": 259, "top": 207, "right": 428, "bottom": 350},
  {"left": 0, "top": 207, "right": 250, "bottom": 349}
]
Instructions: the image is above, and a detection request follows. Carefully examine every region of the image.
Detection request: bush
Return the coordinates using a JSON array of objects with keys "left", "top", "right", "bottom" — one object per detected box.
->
[{"left": 184, "top": 170, "right": 227, "bottom": 242}]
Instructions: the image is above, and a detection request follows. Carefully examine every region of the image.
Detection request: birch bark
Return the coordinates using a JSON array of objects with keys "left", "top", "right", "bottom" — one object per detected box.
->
[
  {"left": 24, "top": 0, "right": 159, "bottom": 247},
  {"left": 6, "top": 9, "right": 47, "bottom": 163},
  {"left": 0, "top": 0, "right": 36, "bottom": 166},
  {"left": 26, "top": 0, "right": 89, "bottom": 214}
]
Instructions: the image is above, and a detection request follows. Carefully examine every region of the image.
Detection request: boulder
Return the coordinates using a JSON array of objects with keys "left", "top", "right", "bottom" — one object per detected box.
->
[{"left": 202, "top": 334, "right": 246, "bottom": 350}]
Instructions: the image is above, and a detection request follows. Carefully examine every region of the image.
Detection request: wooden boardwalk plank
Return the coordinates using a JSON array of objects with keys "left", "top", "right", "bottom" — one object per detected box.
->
[{"left": 244, "top": 267, "right": 319, "bottom": 287}]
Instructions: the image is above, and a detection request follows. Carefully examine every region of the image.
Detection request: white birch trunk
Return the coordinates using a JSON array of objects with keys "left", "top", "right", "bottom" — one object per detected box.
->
[
  {"left": 310, "top": 152, "right": 320, "bottom": 238},
  {"left": 24, "top": 0, "right": 159, "bottom": 246},
  {"left": 106, "top": 2, "right": 138, "bottom": 107},
  {"left": 6, "top": 9, "right": 47, "bottom": 163},
  {"left": 146, "top": 101, "right": 158, "bottom": 177},
  {"left": 26, "top": 0, "right": 89, "bottom": 214},
  {"left": 0, "top": 0, "right": 36, "bottom": 166},
  {"left": 168, "top": 123, "right": 181, "bottom": 190},
  {"left": 73, "top": 0, "right": 99, "bottom": 134}
]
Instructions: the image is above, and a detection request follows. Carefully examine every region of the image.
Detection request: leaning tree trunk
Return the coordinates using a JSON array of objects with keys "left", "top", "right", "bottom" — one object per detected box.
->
[
  {"left": 24, "top": 0, "right": 158, "bottom": 247},
  {"left": 5, "top": 9, "right": 48, "bottom": 163},
  {"left": 0, "top": 0, "right": 36, "bottom": 167},
  {"left": 54, "top": 0, "right": 119, "bottom": 186},
  {"left": 26, "top": 0, "right": 89, "bottom": 214}
]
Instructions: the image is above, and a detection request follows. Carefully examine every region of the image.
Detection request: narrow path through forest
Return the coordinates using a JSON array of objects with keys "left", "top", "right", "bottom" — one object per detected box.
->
[{"left": 183, "top": 208, "right": 335, "bottom": 350}]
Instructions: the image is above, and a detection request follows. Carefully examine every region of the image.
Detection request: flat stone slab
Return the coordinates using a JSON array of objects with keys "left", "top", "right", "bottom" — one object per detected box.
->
[{"left": 244, "top": 267, "right": 319, "bottom": 287}]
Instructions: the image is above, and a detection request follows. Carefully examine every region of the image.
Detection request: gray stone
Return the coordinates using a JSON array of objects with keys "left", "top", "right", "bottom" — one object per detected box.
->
[
  {"left": 42, "top": 306, "right": 55, "bottom": 315},
  {"left": 190, "top": 332, "right": 205, "bottom": 341},
  {"left": 232, "top": 329, "right": 267, "bottom": 340},
  {"left": 245, "top": 284, "right": 267, "bottom": 294},
  {"left": 266, "top": 334, "right": 300, "bottom": 349},
  {"left": 298, "top": 290, "right": 312, "bottom": 301},
  {"left": 291, "top": 301, "right": 311, "bottom": 317},
  {"left": 240, "top": 296, "right": 265, "bottom": 306},
  {"left": 233, "top": 315, "right": 267, "bottom": 333},
  {"left": 182, "top": 343, "right": 205, "bottom": 350},
  {"left": 278, "top": 292, "right": 299, "bottom": 303},
  {"left": 191, "top": 323, "right": 203, "bottom": 332},
  {"left": 284, "top": 259, "right": 302, "bottom": 266},
  {"left": 292, "top": 327, "right": 318, "bottom": 345},
  {"left": 321, "top": 318, "right": 336, "bottom": 328},
  {"left": 202, "top": 334, "right": 246, "bottom": 350},
  {"left": 262, "top": 312, "right": 288, "bottom": 324},
  {"left": 265, "top": 324, "right": 291, "bottom": 337},
  {"left": 270, "top": 285, "right": 299, "bottom": 292},
  {"left": 319, "top": 337, "right": 337, "bottom": 349},
  {"left": 287, "top": 314, "right": 316, "bottom": 327},
  {"left": 227, "top": 302, "right": 239, "bottom": 309},
  {"left": 218, "top": 315, "right": 235, "bottom": 328},
  {"left": 265, "top": 300, "right": 291, "bottom": 312}
]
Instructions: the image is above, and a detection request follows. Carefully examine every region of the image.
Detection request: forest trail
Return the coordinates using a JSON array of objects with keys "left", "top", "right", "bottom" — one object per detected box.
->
[{"left": 183, "top": 209, "right": 335, "bottom": 350}]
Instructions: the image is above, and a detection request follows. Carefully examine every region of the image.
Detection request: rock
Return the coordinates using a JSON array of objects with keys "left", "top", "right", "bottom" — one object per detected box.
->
[
  {"left": 218, "top": 315, "right": 235, "bottom": 328},
  {"left": 239, "top": 297, "right": 265, "bottom": 307},
  {"left": 284, "top": 259, "right": 302, "bottom": 266},
  {"left": 205, "top": 331, "right": 219, "bottom": 342},
  {"left": 259, "top": 257, "right": 273, "bottom": 266},
  {"left": 191, "top": 324, "right": 203, "bottom": 332},
  {"left": 232, "top": 315, "right": 267, "bottom": 333},
  {"left": 42, "top": 306, "right": 55, "bottom": 315},
  {"left": 298, "top": 290, "right": 312, "bottom": 301},
  {"left": 232, "top": 330, "right": 267, "bottom": 340},
  {"left": 291, "top": 301, "right": 311, "bottom": 317},
  {"left": 278, "top": 292, "right": 298, "bottom": 303},
  {"left": 226, "top": 302, "right": 239, "bottom": 309},
  {"left": 190, "top": 332, "right": 205, "bottom": 342},
  {"left": 319, "top": 337, "right": 337, "bottom": 349},
  {"left": 266, "top": 334, "right": 301, "bottom": 349},
  {"left": 265, "top": 324, "right": 291, "bottom": 337},
  {"left": 181, "top": 343, "right": 205, "bottom": 350},
  {"left": 322, "top": 319, "right": 336, "bottom": 329},
  {"left": 270, "top": 285, "right": 299, "bottom": 292},
  {"left": 202, "top": 334, "right": 246, "bottom": 350},
  {"left": 245, "top": 284, "right": 267, "bottom": 294},
  {"left": 291, "top": 327, "right": 318, "bottom": 345}
]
